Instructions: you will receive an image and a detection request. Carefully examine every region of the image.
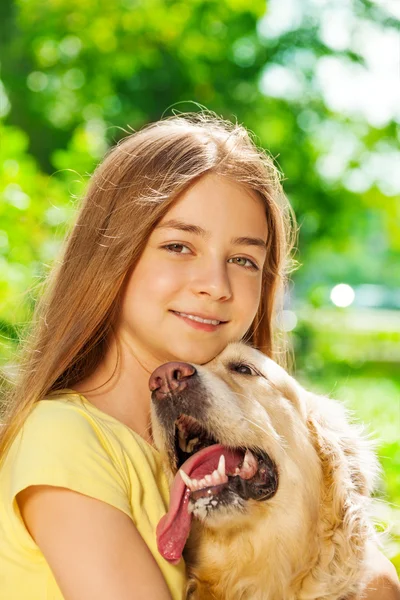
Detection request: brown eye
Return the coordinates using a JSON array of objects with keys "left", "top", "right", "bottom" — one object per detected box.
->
[
  {"left": 229, "top": 363, "right": 255, "bottom": 376},
  {"left": 162, "top": 243, "right": 191, "bottom": 254}
]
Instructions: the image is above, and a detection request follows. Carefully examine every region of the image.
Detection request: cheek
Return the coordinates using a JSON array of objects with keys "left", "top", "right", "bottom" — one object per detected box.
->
[
  {"left": 126, "top": 260, "right": 182, "bottom": 305},
  {"left": 233, "top": 275, "right": 262, "bottom": 319}
]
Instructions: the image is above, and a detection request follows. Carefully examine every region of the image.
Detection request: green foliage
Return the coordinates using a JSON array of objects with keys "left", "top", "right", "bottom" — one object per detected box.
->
[{"left": 0, "top": 122, "right": 78, "bottom": 327}]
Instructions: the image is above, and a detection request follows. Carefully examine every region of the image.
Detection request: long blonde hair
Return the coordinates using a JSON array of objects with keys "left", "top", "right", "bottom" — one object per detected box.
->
[{"left": 0, "top": 111, "right": 297, "bottom": 461}]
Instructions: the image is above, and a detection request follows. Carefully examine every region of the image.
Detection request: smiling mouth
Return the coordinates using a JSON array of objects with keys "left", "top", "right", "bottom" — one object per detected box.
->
[{"left": 171, "top": 310, "right": 228, "bottom": 326}]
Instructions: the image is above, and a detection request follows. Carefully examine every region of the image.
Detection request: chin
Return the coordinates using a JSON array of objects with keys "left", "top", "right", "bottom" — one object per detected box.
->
[{"left": 165, "top": 344, "right": 226, "bottom": 366}]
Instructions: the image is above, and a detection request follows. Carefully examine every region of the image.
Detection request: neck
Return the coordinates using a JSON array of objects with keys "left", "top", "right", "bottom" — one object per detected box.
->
[{"left": 74, "top": 334, "right": 160, "bottom": 444}]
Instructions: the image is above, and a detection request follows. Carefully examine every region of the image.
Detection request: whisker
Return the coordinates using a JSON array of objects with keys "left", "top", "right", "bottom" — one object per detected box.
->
[
  {"left": 228, "top": 390, "right": 288, "bottom": 449},
  {"left": 241, "top": 415, "right": 286, "bottom": 449}
]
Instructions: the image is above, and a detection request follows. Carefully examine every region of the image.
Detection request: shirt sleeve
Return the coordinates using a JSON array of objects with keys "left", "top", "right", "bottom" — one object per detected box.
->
[{"left": 6, "top": 400, "right": 133, "bottom": 549}]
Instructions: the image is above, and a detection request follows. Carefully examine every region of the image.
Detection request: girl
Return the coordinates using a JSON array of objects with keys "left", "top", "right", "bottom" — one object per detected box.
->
[{"left": 0, "top": 112, "right": 398, "bottom": 599}]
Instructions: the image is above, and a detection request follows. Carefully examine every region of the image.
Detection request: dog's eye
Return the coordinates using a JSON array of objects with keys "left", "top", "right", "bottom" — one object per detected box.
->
[{"left": 229, "top": 363, "right": 256, "bottom": 376}]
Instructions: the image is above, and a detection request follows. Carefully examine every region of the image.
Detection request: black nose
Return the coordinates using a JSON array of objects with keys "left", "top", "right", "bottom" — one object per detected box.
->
[{"left": 149, "top": 362, "right": 196, "bottom": 400}]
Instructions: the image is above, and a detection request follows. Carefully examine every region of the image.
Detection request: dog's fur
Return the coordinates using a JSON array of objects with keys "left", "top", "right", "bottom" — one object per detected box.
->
[{"left": 150, "top": 342, "right": 381, "bottom": 600}]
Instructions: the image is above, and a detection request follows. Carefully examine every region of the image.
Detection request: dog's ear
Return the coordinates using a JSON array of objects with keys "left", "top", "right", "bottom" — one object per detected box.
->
[
  {"left": 306, "top": 391, "right": 380, "bottom": 499},
  {"left": 303, "top": 391, "right": 380, "bottom": 589}
]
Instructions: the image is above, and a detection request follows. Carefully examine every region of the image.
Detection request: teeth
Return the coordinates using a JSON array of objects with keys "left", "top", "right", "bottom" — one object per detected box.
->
[
  {"left": 237, "top": 449, "right": 258, "bottom": 480},
  {"left": 176, "top": 311, "right": 221, "bottom": 326},
  {"left": 179, "top": 454, "right": 228, "bottom": 492},
  {"left": 243, "top": 452, "right": 251, "bottom": 471},
  {"left": 217, "top": 454, "right": 225, "bottom": 477},
  {"left": 179, "top": 469, "right": 193, "bottom": 488},
  {"left": 179, "top": 450, "right": 259, "bottom": 493}
]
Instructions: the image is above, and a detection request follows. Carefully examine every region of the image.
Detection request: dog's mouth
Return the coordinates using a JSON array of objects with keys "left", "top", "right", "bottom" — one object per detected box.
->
[
  {"left": 156, "top": 414, "right": 279, "bottom": 564},
  {"left": 174, "top": 414, "right": 277, "bottom": 502}
]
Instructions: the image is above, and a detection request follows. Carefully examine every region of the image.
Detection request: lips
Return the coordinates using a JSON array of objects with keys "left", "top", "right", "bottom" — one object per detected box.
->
[{"left": 171, "top": 310, "right": 228, "bottom": 324}]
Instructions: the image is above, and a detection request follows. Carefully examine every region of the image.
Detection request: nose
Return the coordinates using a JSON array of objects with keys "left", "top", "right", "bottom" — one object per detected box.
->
[
  {"left": 191, "top": 259, "right": 232, "bottom": 301},
  {"left": 149, "top": 362, "right": 197, "bottom": 400}
]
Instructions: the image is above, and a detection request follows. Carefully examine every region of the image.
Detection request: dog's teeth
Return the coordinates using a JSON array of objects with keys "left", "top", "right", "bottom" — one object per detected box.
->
[
  {"left": 217, "top": 454, "right": 226, "bottom": 477},
  {"left": 242, "top": 456, "right": 251, "bottom": 470},
  {"left": 211, "top": 469, "right": 222, "bottom": 485},
  {"left": 239, "top": 449, "right": 258, "bottom": 479},
  {"left": 179, "top": 469, "right": 195, "bottom": 490},
  {"left": 180, "top": 456, "right": 229, "bottom": 495}
]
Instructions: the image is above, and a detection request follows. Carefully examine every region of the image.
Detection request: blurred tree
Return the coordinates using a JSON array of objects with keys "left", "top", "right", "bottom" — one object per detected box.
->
[{"left": 1, "top": 0, "right": 399, "bottom": 309}]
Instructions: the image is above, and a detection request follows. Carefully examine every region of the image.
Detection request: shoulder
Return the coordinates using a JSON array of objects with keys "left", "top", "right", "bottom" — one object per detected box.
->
[
  {"left": 19, "top": 394, "right": 122, "bottom": 456},
  {"left": 12, "top": 397, "right": 110, "bottom": 462},
  {"left": 27, "top": 394, "right": 102, "bottom": 430},
  {"left": 2, "top": 396, "right": 132, "bottom": 519}
]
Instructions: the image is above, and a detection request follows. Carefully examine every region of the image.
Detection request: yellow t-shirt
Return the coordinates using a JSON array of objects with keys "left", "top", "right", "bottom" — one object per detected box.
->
[{"left": 0, "top": 390, "right": 187, "bottom": 599}]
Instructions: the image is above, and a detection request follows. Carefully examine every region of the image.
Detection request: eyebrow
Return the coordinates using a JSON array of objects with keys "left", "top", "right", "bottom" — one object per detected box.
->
[{"left": 155, "top": 219, "right": 267, "bottom": 250}]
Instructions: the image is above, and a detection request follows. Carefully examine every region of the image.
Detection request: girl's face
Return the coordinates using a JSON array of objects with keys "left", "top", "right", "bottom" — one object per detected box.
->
[{"left": 116, "top": 173, "right": 269, "bottom": 367}]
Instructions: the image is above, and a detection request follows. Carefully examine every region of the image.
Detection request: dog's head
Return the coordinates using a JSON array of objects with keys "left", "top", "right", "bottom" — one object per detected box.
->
[{"left": 150, "top": 341, "right": 379, "bottom": 577}]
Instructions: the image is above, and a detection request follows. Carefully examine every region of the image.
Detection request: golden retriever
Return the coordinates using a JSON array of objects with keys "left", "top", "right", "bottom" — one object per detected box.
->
[{"left": 149, "top": 342, "right": 381, "bottom": 599}]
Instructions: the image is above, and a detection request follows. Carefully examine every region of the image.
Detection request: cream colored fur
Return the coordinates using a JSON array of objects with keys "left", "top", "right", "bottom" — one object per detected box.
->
[{"left": 151, "top": 342, "right": 381, "bottom": 600}]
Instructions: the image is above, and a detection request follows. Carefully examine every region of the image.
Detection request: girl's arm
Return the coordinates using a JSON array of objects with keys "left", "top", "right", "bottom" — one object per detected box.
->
[
  {"left": 358, "top": 546, "right": 400, "bottom": 600},
  {"left": 18, "top": 485, "right": 173, "bottom": 600}
]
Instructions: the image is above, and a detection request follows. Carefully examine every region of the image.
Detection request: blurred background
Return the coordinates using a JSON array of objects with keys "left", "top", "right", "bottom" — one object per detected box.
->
[{"left": 0, "top": 0, "right": 399, "bottom": 574}]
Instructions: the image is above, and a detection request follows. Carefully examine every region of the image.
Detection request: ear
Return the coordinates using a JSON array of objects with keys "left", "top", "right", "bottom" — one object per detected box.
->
[
  {"left": 306, "top": 392, "right": 380, "bottom": 498},
  {"left": 303, "top": 391, "right": 381, "bottom": 590}
]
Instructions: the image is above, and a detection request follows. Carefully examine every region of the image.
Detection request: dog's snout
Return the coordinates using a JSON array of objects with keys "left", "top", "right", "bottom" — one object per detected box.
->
[{"left": 149, "top": 362, "right": 196, "bottom": 399}]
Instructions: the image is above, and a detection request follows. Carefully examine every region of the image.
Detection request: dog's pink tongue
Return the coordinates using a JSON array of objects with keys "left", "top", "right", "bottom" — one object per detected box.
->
[{"left": 157, "top": 444, "right": 243, "bottom": 564}]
